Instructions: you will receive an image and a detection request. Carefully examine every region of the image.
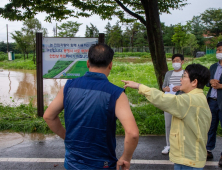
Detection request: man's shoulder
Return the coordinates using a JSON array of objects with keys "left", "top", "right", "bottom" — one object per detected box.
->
[
  {"left": 167, "top": 70, "right": 174, "bottom": 74},
  {"left": 210, "top": 62, "right": 218, "bottom": 68},
  {"left": 65, "top": 77, "right": 82, "bottom": 85},
  {"left": 165, "top": 70, "right": 174, "bottom": 77},
  {"left": 106, "top": 82, "right": 124, "bottom": 96},
  {"left": 108, "top": 81, "right": 123, "bottom": 89}
]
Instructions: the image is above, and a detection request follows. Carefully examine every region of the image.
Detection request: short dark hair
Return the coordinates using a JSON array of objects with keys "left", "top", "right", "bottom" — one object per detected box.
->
[
  {"left": 185, "top": 64, "right": 210, "bottom": 89},
  {"left": 88, "top": 43, "right": 114, "bottom": 68},
  {"left": 172, "top": 54, "right": 184, "bottom": 61},
  {"left": 216, "top": 41, "right": 222, "bottom": 48}
]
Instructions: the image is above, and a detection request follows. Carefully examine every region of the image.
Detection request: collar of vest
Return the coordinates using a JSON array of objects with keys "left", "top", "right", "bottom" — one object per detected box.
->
[{"left": 84, "top": 71, "right": 108, "bottom": 80}]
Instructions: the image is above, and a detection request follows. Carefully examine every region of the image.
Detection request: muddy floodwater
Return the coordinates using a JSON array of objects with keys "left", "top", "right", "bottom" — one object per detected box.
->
[{"left": 0, "top": 69, "right": 67, "bottom": 106}]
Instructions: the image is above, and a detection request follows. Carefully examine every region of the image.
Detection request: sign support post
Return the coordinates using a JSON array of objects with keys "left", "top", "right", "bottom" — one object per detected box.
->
[
  {"left": 99, "top": 33, "right": 105, "bottom": 44},
  {"left": 36, "top": 33, "right": 44, "bottom": 117},
  {"left": 36, "top": 34, "right": 103, "bottom": 117}
]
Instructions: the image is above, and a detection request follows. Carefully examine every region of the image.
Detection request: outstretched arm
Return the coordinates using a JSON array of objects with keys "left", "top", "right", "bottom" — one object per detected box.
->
[
  {"left": 43, "top": 86, "right": 66, "bottom": 140},
  {"left": 122, "top": 80, "right": 190, "bottom": 119},
  {"left": 115, "top": 92, "right": 139, "bottom": 170}
]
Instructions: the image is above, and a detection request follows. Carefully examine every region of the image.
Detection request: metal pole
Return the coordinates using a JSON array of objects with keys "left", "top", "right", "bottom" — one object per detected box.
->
[
  {"left": 56, "top": 23, "right": 57, "bottom": 37},
  {"left": 6, "top": 24, "right": 8, "bottom": 52},
  {"left": 36, "top": 33, "right": 44, "bottom": 117},
  {"left": 99, "top": 33, "right": 105, "bottom": 44}
]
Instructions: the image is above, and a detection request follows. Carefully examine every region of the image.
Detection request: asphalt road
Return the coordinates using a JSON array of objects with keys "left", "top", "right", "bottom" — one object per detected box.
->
[{"left": 0, "top": 133, "right": 221, "bottom": 170}]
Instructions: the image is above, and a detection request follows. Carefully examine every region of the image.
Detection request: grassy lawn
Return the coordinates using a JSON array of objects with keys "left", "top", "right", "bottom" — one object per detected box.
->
[
  {"left": 60, "top": 61, "right": 89, "bottom": 79},
  {"left": 0, "top": 53, "right": 221, "bottom": 136},
  {"left": 0, "top": 55, "right": 36, "bottom": 70}
]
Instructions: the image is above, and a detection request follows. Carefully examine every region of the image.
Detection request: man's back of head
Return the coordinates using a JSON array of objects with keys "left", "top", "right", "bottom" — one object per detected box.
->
[{"left": 88, "top": 43, "right": 114, "bottom": 68}]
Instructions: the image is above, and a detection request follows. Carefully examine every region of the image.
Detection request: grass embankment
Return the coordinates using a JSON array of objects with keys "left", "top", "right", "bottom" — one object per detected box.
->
[
  {"left": 0, "top": 53, "right": 222, "bottom": 136},
  {"left": 0, "top": 102, "right": 164, "bottom": 135},
  {"left": 0, "top": 53, "right": 36, "bottom": 70},
  {"left": 43, "top": 60, "right": 73, "bottom": 78},
  {"left": 60, "top": 61, "right": 88, "bottom": 79}
]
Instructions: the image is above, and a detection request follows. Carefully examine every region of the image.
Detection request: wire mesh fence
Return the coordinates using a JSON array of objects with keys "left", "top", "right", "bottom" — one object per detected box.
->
[{"left": 111, "top": 46, "right": 195, "bottom": 57}]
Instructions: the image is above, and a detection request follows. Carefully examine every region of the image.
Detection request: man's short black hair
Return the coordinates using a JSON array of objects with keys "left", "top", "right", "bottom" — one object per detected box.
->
[
  {"left": 172, "top": 54, "right": 184, "bottom": 61},
  {"left": 88, "top": 43, "right": 114, "bottom": 68},
  {"left": 185, "top": 64, "right": 210, "bottom": 89},
  {"left": 216, "top": 41, "right": 222, "bottom": 48}
]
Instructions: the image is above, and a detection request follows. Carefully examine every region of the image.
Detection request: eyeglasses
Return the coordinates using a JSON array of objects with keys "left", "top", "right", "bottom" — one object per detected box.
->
[{"left": 181, "top": 74, "right": 186, "bottom": 79}]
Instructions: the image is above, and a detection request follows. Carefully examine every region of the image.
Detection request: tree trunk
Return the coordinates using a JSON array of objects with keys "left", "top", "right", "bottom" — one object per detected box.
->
[
  {"left": 141, "top": 0, "right": 168, "bottom": 90},
  {"left": 33, "top": 44, "right": 36, "bottom": 64}
]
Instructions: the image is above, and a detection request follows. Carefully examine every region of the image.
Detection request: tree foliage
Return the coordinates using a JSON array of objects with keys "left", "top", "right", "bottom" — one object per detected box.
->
[
  {"left": 188, "top": 16, "right": 205, "bottom": 49},
  {"left": 85, "top": 23, "right": 99, "bottom": 37},
  {"left": 57, "top": 21, "right": 82, "bottom": 37},
  {"left": 161, "top": 23, "right": 175, "bottom": 46},
  {"left": 0, "top": 41, "right": 19, "bottom": 53},
  {"left": 201, "top": 8, "right": 222, "bottom": 36},
  {"left": 108, "top": 21, "right": 123, "bottom": 47},
  {"left": 11, "top": 31, "right": 31, "bottom": 60},
  {"left": 21, "top": 18, "right": 47, "bottom": 63},
  {"left": 0, "top": 1, "right": 188, "bottom": 23},
  {"left": 207, "top": 34, "right": 222, "bottom": 48},
  {"left": 172, "top": 23, "right": 190, "bottom": 52},
  {"left": 184, "top": 34, "right": 199, "bottom": 54},
  {"left": 104, "top": 22, "right": 112, "bottom": 44},
  {"left": 10, "top": 18, "right": 47, "bottom": 62},
  {"left": 131, "top": 23, "right": 148, "bottom": 47},
  {"left": 0, "top": 0, "right": 188, "bottom": 89}
]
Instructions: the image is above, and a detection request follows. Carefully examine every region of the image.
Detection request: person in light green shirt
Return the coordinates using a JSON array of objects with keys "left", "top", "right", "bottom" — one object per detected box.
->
[{"left": 122, "top": 63, "right": 212, "bottom": 170}]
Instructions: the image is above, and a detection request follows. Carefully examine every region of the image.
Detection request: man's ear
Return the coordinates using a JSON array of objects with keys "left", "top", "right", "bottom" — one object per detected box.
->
[
  {"left": 181, "top": 60, "right": 184, "bottom": 65},
  {"left": 87, "top": 60, "right": 90, "bottom": 68},
  {"left": 108, "top": 62, "right": 113, "bottom": 70},
  {"left": 192, "top": 79, "right": 198, "bottom": 88}
]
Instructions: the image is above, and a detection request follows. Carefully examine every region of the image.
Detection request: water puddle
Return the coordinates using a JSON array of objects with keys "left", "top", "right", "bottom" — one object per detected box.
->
[
  {"left": 0, "top": 69, "right": 67, "bottom": 106},
  {"left": 0, "top": 131, "right": 58, "bottom": 150}
]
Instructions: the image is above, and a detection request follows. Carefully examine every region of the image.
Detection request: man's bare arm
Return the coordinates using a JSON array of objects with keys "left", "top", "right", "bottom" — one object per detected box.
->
[
  {"left": 43, "top": 86, "right": 66, "bottom": 140},
  {"left": 115, "top": 92, "right": 139, "bottom": 170}
]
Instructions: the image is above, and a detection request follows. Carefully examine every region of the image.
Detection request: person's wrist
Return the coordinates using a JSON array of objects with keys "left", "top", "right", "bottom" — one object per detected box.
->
[{"left": 137, "top": 83, "right": 141, "bottom": 90}]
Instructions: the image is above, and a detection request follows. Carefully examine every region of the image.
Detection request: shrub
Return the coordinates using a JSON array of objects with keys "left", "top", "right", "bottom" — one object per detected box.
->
[{"left": 0, "top": 52, "right": 7, "bottom": 61}]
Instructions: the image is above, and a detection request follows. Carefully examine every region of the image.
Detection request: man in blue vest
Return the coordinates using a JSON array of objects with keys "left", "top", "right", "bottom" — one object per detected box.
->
[
  {"left": 206, "top": 42, "right": 222, "bottom": 167},
  {"left": 43, "top": 43, "right": 139, "bottom": 170}
]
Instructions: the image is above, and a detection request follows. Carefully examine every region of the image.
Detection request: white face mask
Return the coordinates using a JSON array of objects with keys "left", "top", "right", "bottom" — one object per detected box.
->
[
  {"left": 216, "top": 53, "right": 222, "bottom": 60},
  {"left": 172, "top": 63, "right": 181, "bottom": 71}
]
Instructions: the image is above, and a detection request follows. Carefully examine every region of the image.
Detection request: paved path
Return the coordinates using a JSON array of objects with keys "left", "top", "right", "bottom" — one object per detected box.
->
[
  {"left": 0, "top": 133, "right": 221, "bottom": 169},
  {"left": 53, "top": 59, "right": 82, "bottom": 78}
]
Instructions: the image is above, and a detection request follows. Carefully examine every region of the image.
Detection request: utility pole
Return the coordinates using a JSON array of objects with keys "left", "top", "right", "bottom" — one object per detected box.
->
[
  {"left": 6, "top": 24, "right": 8, "bottom": 52},
  {"left": 56, "top": 23, "right": 57, "bottom": 37},
  {"left": 53, "top": 27, "right": 55, "bottom": 37}
]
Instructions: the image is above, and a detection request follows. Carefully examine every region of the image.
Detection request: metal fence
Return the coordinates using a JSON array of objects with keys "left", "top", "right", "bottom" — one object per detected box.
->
[
  {"left": 111, "top": 47, "right": 150, "bottom": 53},
  {"left": 206, "top": 49, "right": 216, "bottom": 54},
  {"left": 111, "top": 46, "right": 194, "bottom": 57}
]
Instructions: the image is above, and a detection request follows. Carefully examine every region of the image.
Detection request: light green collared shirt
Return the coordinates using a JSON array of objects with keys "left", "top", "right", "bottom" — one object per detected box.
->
[{"left": 138, "top": 85, "right": 211, "bottom": 168}]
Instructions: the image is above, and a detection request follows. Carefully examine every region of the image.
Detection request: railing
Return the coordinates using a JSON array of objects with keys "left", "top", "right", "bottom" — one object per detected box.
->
[
  {"left": 111, "top": 46, "right": 195, "bottom": 57},
  {"left": 206, "top": 49, "right": 216, "bottom": 54}
]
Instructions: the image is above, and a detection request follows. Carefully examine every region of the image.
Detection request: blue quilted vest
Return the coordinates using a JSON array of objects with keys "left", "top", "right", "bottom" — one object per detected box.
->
[{"left": 63, "top": 72, "right": 124, "bottom": 169}]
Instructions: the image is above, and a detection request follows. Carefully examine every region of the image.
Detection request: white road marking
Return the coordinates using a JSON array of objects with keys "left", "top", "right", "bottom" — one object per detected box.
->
[{"left": 0, "top": 158, "right": 219, "bottom": 166}]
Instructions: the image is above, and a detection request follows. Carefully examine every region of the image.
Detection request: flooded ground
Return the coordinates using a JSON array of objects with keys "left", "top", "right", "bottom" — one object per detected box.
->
[
  {"left": 0, "top": 69, "right": 67, "bottom": 106},
  {"left": 0, "top": 58, "right": 193, "bottom": 106}
]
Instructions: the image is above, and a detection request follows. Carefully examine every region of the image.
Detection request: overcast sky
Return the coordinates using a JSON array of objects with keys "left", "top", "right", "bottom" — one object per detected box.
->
[{"left": 0, "top": 0, "right": 222, "bottom": 42}]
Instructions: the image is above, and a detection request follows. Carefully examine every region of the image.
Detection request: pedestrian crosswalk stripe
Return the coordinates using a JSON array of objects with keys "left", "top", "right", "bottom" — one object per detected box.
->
[{"left": 0, "top": 158, "right": 219, "bottom": 166}]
